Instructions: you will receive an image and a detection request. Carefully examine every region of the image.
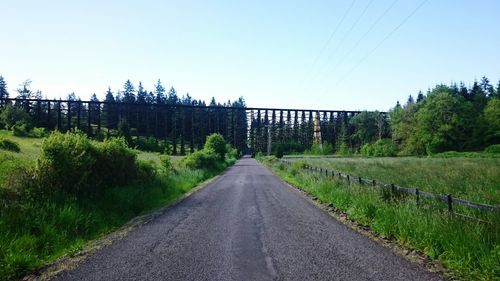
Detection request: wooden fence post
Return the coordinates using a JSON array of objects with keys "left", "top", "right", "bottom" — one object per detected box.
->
[
  {"left": 416, "top": 188, "right": 420, "bottom": 207},
  {"left": 447, "top": 194, "right": 453, "bottom": 212}
]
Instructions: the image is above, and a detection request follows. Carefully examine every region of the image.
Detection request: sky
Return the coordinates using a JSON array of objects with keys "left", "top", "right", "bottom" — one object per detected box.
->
[{"left": 1, "top": 0, "right": 499, "bottom": 111}]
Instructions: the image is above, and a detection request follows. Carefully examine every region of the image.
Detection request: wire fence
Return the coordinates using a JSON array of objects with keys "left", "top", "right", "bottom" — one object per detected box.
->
[{"left": 279, "top": 159, "right": 500, "bottom": 217}]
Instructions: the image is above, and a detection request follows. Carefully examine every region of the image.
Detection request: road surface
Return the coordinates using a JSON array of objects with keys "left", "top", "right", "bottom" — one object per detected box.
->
[{"left": 56, "top": 157, "right": 441, "bottom": 281}]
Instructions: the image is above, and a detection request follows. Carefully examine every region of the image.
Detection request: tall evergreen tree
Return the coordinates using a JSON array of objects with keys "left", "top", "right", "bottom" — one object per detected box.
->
[
  {"left": 122, "top": 80, "right": 135, "bottom": 103},
  {"left": 416, "top": 91, "right": 424, "bottom": 103},
  {"left": 16, "top": 79, "right": 33, "bottom": 99},
  {"left": 146, "top": 91, "right": 155, "bottom": 104},
  {"left": 167, "top": 87, "right": 178, "bottom": 105},
  {"left": 0, "top": 75, "right": 8, "bottom": 105},
  {"left": 137, "top": 81, "right": 147, "bottom": 104},
  {"left": 155, "top": 79, "right": 166, "bottom": 104},
  {"left": 480, "top": 76, "right": 494, "bottom": 97},
  {"left": 103, "top": 87, "right": 118, "bottom": 129}
]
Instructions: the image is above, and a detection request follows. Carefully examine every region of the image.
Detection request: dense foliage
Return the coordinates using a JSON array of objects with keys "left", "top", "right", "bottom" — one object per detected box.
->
[
  {"left": 0, "top": 130, "right": 236, "bottom": 280},
  {"left": 390, "top": 77, "right": 500, "bottom": 155},
  {"left": 0, "top": 76, "right": 248, "bottom": 155}
]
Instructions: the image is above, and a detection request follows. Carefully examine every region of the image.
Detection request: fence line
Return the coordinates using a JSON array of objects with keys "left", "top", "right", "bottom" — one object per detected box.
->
[{"left": 279, "top": 159, "right": 499, "bottom": 213}]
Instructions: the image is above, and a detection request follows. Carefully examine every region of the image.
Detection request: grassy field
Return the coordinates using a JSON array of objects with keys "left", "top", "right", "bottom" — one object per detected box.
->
[
  {"left": 284, "top": 156, "right": 500, "bottom": 205},
  {"left": 0, "top": 130, "right": 234, "bottom": 280},
  {"left": 262, "top": 156, "right": 500, "bottom": 280}
]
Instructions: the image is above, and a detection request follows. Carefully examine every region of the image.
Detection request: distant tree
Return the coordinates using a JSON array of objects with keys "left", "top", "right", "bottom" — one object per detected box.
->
[
  {"left": 416, "top": 91, "right": 424, "bottom": 103},
  {"left": 495, "top": 80, "right": 500, "bottom": 98},
  {"left": 137, "top": 81, "right": 147, "bottom": 104},
  {"left": 458, "top": 82, "right": 468, "bottom": 100},
  {"left": 0, "top": 75, "right": 8, "bottom": 104},
  {"left": 155, "top": 79, "right": 166, "bottom": 104},
  {"left": 483, "top": 98, "right": 500, "bottom": 144},
  {"left": 104, "top": 87, "right": 115, "bottom": 103},
  {"left": 90, "top": 93, "right": 100, "bottom": 125},
  {"left": 122, "top": 80, "right": 135, "bottom": 103},
  {"left": 16, "top": 79, "right": 33, "bottom": 99},
  {"left": 407, "top": 95, "right": 415, "bottom": 105},
  {"left": 349, "top": 111, "right": 380, "bottom": 150},
  {"left": 209, "top": 97, "right": 217, "bottom": 107},
  {"left": 167, "top": 87, "right": 178, "bottom": 105},
  {"left": 413, "top": 90, "right": 473, "bottom": 154},
  {"left": 103, "top": 87, "right": 118, "bottom": 129},
  {"left": 146, "top": 91, "right": 155, "bottom": 104},
  {"left": 480, "top": 76, "right": 495, "bottom": 97}
]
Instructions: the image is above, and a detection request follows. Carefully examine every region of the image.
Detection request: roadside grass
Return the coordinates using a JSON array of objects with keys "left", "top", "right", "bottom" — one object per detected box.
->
[
  {"left": 0, "top": 131, "right": 234, "bottom": 280},
  {"left": 0, "top": 130, "right": 43, "bottom": 159},
  {"left": 283, "top": 156, "right": 500, "bottom": 205},
  {"left": 261, "top": 157, "right": 500, "bottom": 280}
]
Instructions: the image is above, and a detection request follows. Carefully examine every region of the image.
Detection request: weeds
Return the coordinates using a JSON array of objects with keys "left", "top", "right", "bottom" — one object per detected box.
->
[{"left": 263, "top": 158, "right": 500, "bottom": 280}]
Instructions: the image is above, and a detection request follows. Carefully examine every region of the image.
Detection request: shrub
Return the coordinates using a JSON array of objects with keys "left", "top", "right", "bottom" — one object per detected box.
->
[
  {"left": 160, "top": 154, "right": 174, "bottom": 174},
  {"left": 361, "top": 139, "right": 398, "bottom": 157},
  {"left": 36, "top": 131, "right": 96, "bottom": 193},
  {"left": 306, "top": 143, "right": 334, "bottom": 155},
  {"left": 31, "top": 127, "right": 46, "bottom": 138},
  {"left": 204, "top": 134, "right": 227, "bottom": 160},
  {"left": 92, "top": 137, "right": 138, "bottom": 187},
  {"left": 136, "top": 159, "right": 156, "bottom": 179},
  {"left": 484, "top": 144, "right": 500, "bottom": 154},
  {"left": 0, "top": 138, "right": 20, "bottom": 153},
  {"left": 273, "top": 142, "right": 305, "bottom": 157},
  {"left": 117, "top": 118, "right": 132, "bottom": 145},
  {"left": 336, "top": 141, "right": 351, "bottom": 156},
  {"left": 134, "top": 136, "right": 170, "bottom": 153},
  {"left": 0, "top": 105, "right": 32, "bottom": 130},
  {"left": 183, "top": 150, "right": 219, "bottom": 170},
  {"left": 36, "top": 131, "right": 143, "bottom": 194},
  {"left": 226, "top": 144, "right": 239, "bottom": 160},
  {"left": 12, "top": 122, "right": 30, "bottom": 137}
]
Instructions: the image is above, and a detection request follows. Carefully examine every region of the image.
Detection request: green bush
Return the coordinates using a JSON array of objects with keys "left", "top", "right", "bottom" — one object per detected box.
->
[
  {"left": 135, "top": 160, "right": 156, "bottom": 179},
  {"left": 92, "top": 137, "right": 139, "bottom": 187},
  {"left": 160, "top": 154, "right": 174, "bottom": 174},
  {"left": 12, "top": 123, "right": 30, "bottom": 137},
  {"left": 0, "top": 105, "right": 32, "bottom": 130},
  {"left": 117, "top": 118, "right": 132, "bottom": 145},
  {"left": 134, "top": 136, "right": 171, "bottom": 153},
  {"left": 0, "top": 138, "right": 20, "bottom": 153},
  {"left": 183, "top": 150, "right": 219, "bottom": 170},
  {"left": 36, "top": 131, "right": 96, "bottom": 193},
  {"left": 361, "top": 139, "right": 398, "bottom": 157},
  {"left": 36, "top": 131, "right": 143, "bottom": 194},
  {"left": 226, "top": 144, "right": 239, "bottom": 160},
  {"left": 273, "top": 142, "right": 305, "bottom": 157},
  {"left": 336, "top": 141, "right": 351, "bottom": 156},
  {"left": 306, "top": 142, "right": 334, "bottom": 155},
  {"left": 204, "top": 133, "right": 227, "bottom": 160},
  {"left": 484, "top": 144, "right": 500, "bottom": 154}
]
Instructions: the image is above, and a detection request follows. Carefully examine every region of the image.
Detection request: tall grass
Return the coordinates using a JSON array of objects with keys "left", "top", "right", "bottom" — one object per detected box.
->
[
  {"left": 0, "top": 131, "right": 235, "bottom": 280},
  {"left": 285, "top": 157, "right": 500, "bottom": 205},
  {"left": 263, "top": 158, "right": 500, "bottom": 280}
]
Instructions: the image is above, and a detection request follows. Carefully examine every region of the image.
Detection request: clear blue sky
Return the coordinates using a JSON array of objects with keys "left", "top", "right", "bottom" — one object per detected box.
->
[{"left": 1, "top": 0, "right": 499, "bottom": 111}]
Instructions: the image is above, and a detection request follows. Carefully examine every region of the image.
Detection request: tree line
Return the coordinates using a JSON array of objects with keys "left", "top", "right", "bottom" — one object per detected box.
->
[
  {"left": 246, "top": 76, "right": 500, "bottom": 156},
  {"left": 1, "top": 75, "right": 499, "bottom": 156},
  {"left": 0, "top": 76, "right": 248, "bottom": 154}
]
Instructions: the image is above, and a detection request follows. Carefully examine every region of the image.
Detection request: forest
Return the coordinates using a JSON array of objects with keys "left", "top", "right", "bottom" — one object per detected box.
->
[{"left": 1, "top": 75, "right": 499, "bottom": 156}]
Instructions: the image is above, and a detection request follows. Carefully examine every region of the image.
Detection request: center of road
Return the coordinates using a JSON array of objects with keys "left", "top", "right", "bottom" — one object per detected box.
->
[{"left": 56, "top": 157, "right": 442, "bottom": 281}]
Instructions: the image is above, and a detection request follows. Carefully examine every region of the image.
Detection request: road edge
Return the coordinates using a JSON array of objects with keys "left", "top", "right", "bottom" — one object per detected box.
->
[
  {"left": 260, "top": 161, "right": 451, "bottom": 280},
  {"left": 21, "top": 169, "right": 227, "bottom": 281}
]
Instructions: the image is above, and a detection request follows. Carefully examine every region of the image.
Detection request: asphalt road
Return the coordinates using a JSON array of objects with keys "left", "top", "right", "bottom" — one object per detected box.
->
[{"left": 56, "top": 157, "right": 442, "bottom": 281}]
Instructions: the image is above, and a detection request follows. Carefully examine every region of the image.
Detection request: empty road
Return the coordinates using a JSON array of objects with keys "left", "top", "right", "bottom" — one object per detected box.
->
[{"left": 56, "top": 157, "right": 441, "bottom": 281}]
